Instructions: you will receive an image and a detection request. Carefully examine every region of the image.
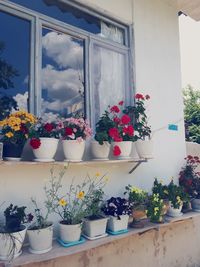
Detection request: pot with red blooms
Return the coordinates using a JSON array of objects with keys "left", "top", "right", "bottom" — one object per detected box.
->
[
  {"left": 99, "top": 101, "right": 136, "bottom": 159},
  {"left": 29, "top": 118, "right": 60, "bottom": 162},
  {"left": 179, "top": 155, "right": 200, "bottom": 211},
  {"left": 124, "top": 93, "right": 153, "bottom": 159},
  {"left": 60, "top": 116, "right": 92, "bottom": 162}
]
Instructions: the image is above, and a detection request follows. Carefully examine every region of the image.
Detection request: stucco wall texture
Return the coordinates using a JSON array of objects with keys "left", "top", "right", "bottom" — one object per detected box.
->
[{"left": 11, "top": 216, "right": 200, "bottom": 267}]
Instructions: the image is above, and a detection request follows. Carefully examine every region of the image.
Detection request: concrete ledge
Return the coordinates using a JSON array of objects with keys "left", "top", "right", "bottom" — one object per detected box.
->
[{"left": 1, "top": 211, "right": 199, "bottom": 267}]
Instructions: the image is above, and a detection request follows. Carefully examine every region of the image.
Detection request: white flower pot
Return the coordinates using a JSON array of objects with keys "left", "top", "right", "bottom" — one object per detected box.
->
[
  {"left": 32, "top": 138, "right": 58, "bottom": 162},
  {"left": 91, "top": 141, "right": 110, "bottom": 160},
  {"left": 191, "top": 198, "right": 200, "bottom": 211},
  {"left": 27, "top": 224, "right": 53, "bottom": 254},
  {"left": 112, "top": 141, "right": 132, "bottom": 159},
  {"left": 83, "top": 217, "right": 108, "bottom": 238},
  {"left": 167, "top": 202, "right": 183, "bottom": 217},
  {"left": 135, "top": 139, "right": 153, "bottom": 159},
  {"left": 59, "top": 222, "right": 82, "bottom": 243},
  {"left": 0, "top": 226, "right": 26, "bottom": 260},
  {"left": 62, "top": 140, "right": 85, "bottom": 162},
  {"left": 107, "top": 215, "right": 129, "bottom": 232}
]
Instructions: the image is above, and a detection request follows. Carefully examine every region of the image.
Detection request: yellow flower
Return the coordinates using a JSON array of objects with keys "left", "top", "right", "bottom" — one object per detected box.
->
[
  {"left": 160, "top": 179, "right": 164, "bottom": 184},
  {"left": 5, "top": 132, "right": 14, "bottom": 138},
  {"left": 95, "top": 172, "right": 101, "bottom": 177},
  {"left": 164, "top": 190, "right": 168, "bottom": 195},
  {"left": 77, "top": 191, "right": 85, "bottom": 199},
  {"left": 59, "top": 199, "right": 67, "bottom": 207}
]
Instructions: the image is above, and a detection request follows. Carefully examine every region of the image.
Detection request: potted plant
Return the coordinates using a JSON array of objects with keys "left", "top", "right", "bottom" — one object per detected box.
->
[
  {"left": 124, "top": 185, "right": 148, "bottom": 226},
  {"left": 106, "top": 102, "right": 136, "bottom": 159},
  {"left": 44, "top": 167, "right": 101, "bottom": 243},
  {"left": 60, "top": 116, "right": 92, "bottom": 161},
  {"left": 102, "top": 197, "right": 132, "bottom": 232},
  {"left": 146, "top": 193, "right": 165, "bottom": 223},
  {"left": 0, "top": 110, "right": 37, "bottom": 160},
  {"left": 166, "top": 180, "right": 189, "bottom": 217},
  {"left": 29, "top": 118, "right": 60, "bottom": 162},
  {"left": 0, "top": 204, "right": 33, "bottom": 260},
  {"left": 27, "top": 198, "right": 53, "bottom": 254},
  {"left": 152, "top": 178, "right": 169, "bottom": 215},
  {"left": 124, "top": 93, "right": 152, "bottom": 159},
  {"left": 82, "top": 174, "right": 108, "bottom": 239},
  {"left": 91, "top": 109, "right": 116, "bottom": 160},
  {"left": 179, "top": 155, "right": 200, "bottom": 211}
]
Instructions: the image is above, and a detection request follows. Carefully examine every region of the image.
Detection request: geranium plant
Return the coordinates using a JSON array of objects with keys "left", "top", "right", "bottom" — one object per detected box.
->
[
  {"left": 29, "top": 118, "right": 60, "bottom": 149},
  {"left": 123, "top": 93, "right": 151, "bottom": 140},
  {"left": 60, "top": 116, "right": 92, "bottom": 142},
  {"left": 102, "top": 197, "right": 132, "bottom": 219},
  {"left": 0, "top": 110, "right": 37, "bottom": 145},
  {"left": 179, "top": 155, "right": 200, "bottom": 198}
]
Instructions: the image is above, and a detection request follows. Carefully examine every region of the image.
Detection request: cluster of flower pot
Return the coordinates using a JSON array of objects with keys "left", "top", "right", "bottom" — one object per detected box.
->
[
  {"left": 2, "top": 160, "right": 200, "bottom": 262},
  {"left": 0, "top": 93, "right": 153, "bottom": 162}
]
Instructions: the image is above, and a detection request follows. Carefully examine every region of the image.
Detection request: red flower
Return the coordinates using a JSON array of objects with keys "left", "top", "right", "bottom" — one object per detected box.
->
[
  {"left": 187, "top": 155, "right": 193, "bottom": 160},
  {"left": 113, "top": 136, "right": 123, "bottom": 142},
  {"left": 123, "top": 125, "right": 134, "bottom": 136},
  {"left": 187, "top": 179, "right": 192, "bottom": 186},
  {"left": 110, "top": 105, "right": 120, "bottom": 113},
  {"left": 20, "top": 124, "right": 28, "bottom": 134},
  {"left": 135, "top": 93, "right": 144, "bottom": 100},
  {"left": 118, "top": 100, "right": 124, "bottom": 106},
  {"left": 113, "top": 117, "right": 120, "bottom": 124},
  {"left": 194, "top": 156, "right": 199, "bottom": 160},
  {"left": 65, "top": 127, "right": 73, "bottom": 136},
  {"left": 44, "top": 123, "right": 54, "bottom": 132},
  {"left": 113, "top": 145, "right": 121, "bottom": 156},
  {"left": 145, "top": 94, "right": 150, "bottom": 100},
  {"left": 30, "top": 138, "right": 41, "bottom": 149},
  {"left": 108, "top": 128, "right": 119, "bottom": 138},
  {"left": 121, "top": 114, "right": 131, "bottom": 125}
]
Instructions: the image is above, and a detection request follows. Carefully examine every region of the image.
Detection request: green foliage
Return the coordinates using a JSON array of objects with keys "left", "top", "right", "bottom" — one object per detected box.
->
[
  {"left": 124, "top": 185, "right": 148, "bottom": 208},
  {"left": 167, "top": 180, "right": 189, "bottom": 209},
  {"left": 183, "top": 85, "right": 200, "bottom": 144},
  {"left": 152, "top": 178, "right": 169, "bottom": 200},
  {"left": 146, "top": 193, "right": 164, "bottom": 223},
  {"left": 95, "top": 110, "right": 115, "bottom": 144}
]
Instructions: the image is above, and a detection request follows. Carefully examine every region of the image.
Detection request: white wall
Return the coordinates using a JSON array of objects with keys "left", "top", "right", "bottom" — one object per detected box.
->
[{"left": 0, "top": 0, "right": 186, "bottom": 222}]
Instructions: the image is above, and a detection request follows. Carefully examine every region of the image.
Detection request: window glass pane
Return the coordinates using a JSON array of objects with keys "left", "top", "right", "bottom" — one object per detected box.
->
[
  {"left": 41, "top": 28, "right": 85, "bottom": 118},
  {"left": 9, "top": 0, "right": 125, "bottom": 44},
  {"left": 92, "top": 44, "right": 127, "bottom": 124},
  {"left": 0, "top": 10, "right": 30, "bottom": 119}
]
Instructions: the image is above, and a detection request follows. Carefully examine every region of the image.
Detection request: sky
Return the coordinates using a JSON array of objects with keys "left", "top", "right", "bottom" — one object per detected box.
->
[{"left": 179, "top": 15, "right": 200, "bottom": 90}]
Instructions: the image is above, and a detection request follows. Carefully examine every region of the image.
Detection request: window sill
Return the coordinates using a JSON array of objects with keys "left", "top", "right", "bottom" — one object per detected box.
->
[{"left": 2, "top": 211, "right": 200, "bottom": 267}]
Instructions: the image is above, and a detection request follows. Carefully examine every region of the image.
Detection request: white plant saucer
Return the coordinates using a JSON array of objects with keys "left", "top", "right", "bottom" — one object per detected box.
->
[
  {"left": 91, "top": 158, "right": 109, "bottom": 161},
  {"left": 29, "top": 246, "right": 52, "bottom": 254},
  {"left": 82, "top": 233, "right": 108, "bottom": 240},
  {"left": 34, "top": 159, "right": 55, "bottom": 162},
  {"left": 0, "top": 250, "right": 22, "bottom": 261},
  {"left": 165, "top": 212, "right": 183, "bottom": 220},
  {"left": 64, "top": 159, "right": 83, "bottom": 162}
]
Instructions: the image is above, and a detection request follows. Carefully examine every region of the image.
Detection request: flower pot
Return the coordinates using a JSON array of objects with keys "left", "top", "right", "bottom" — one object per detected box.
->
[
  {"left": 32, "top": 138, "right": 58, "bottom": 162},
  {"left": 59, "top": 221, "right": 82, "bottom": 243},
  {"left": 112, "top": 141, "right": 132, "bottom": 159},
  {"left": 62, "top": 140, "right": 85, "bottom": 162},
  {"left": 135, "top": 139, "right": 153, "bottom": 159},
  {"left": 167, "top": 202, "right": 183, "bottom": 217},
  {"left": 107, "top": 215, "right": 129, "bottom": 232},
  {"left": 83, "top": 217, "right": 108, "bottom": 238},
  {"left": 27, "top": 224, "right": 53, "bottom": 254},
  {"left": 0, "top": 226, "right": 26, "bottom": 260},
  {"left": 91, "top": 141, "right": 110, "bottom": 160},
  {"left": 132, "top": 208, "right": 146, "bottom": 222},
  {"left": 3, "top": 142, "right": 24, "bottom": 161},
  {"left": 191, "top": 198, "right": 200, "bottom": 211}
]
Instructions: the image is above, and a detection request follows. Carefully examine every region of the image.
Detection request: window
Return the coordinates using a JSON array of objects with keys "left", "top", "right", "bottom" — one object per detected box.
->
[
  {"left": 0, "top": 0, "right": 132, "bottom": 126},
  {"left": 0, "top": 10, "right": 31, "bottom": 119}
]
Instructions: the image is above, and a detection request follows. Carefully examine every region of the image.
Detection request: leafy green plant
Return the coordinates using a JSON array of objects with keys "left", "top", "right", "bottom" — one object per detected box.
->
[
  {"left": 167, "top": 180, "right": 189, "bottom": 209},
  {"left": 124, "top": 185, "right": 148, "bottom": 209},
  {"left": 146, "top": 193, "right": 164, "bottom": 223},
  {"left": 152, "top": 178, "right": 169, "bottom": 200}
]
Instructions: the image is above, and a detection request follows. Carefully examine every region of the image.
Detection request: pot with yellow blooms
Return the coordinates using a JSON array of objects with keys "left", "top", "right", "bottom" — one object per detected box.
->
[
  {"left": 0, "top": 110, "right": 37, "bottom": 160},
  {"left": 146, "top": 193, "right": 165, "bottom": 223}
]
